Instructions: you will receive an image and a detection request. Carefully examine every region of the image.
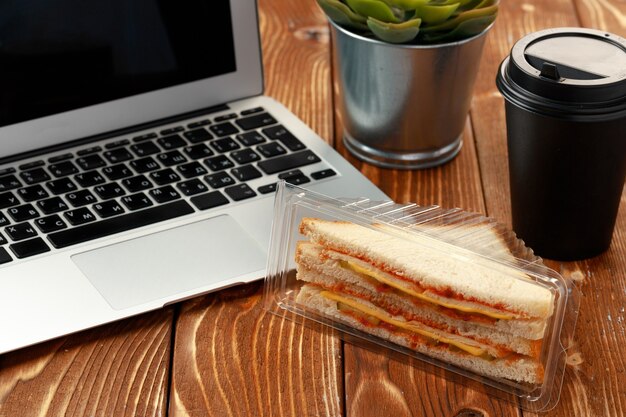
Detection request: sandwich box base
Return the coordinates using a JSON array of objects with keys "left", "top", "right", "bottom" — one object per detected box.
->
[{"left": 263, "top": 182, "right": 580, "bottom": 412}]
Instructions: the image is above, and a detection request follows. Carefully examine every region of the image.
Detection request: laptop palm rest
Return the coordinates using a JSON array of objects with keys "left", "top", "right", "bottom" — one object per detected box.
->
[{"left": 71, "top": 215, "right": 267, "bottom": 310}]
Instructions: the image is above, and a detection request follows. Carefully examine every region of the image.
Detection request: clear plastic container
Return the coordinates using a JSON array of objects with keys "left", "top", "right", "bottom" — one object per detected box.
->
[{"left": 263, "top": 181, "right": 579, "bottom": 412}]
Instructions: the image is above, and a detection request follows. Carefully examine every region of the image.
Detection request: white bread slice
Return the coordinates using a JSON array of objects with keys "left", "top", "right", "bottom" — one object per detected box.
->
[
  {"left": 295, "top": 241, "right": 548, "bottom": 340},
  {"left": 296, "top": 284, "right": 544, "bottom": 385},
  {"left": 299, "top": 218, "right": 554, "bottom": 319}
]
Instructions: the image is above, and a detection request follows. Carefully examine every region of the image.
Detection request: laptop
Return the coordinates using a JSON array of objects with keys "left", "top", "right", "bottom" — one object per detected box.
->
[{"left": 0, "top": 0, "right": 387, "bottom": 354}]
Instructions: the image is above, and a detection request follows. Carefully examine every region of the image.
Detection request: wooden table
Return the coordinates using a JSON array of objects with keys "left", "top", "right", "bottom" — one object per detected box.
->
[{"left": 1, "top": 1, "right": 625, "bottom": 416}]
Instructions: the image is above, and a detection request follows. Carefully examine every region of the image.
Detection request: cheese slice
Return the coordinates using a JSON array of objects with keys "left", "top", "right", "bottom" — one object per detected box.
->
[
  {"left": 320, "top": 290, "right": 486, "bottom": 356},
  {"left": 341, "top": 260, "right": 515, "bottom": 320}
]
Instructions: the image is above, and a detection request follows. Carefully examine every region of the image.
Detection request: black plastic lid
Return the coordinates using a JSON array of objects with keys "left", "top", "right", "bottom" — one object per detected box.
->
[{"left": 497, "top": 28, "right": 626, "bottom": 118}]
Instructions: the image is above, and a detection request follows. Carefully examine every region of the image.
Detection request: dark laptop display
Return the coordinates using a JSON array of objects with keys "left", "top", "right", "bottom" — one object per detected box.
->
[{"left": 0, "top": 0, "right": 236, "bottom": 127}]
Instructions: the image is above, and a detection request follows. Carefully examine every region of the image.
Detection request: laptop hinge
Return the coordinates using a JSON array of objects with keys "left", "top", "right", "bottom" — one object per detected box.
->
[{"left": 0, "top": 103, "right": 230, "bottom": 166}]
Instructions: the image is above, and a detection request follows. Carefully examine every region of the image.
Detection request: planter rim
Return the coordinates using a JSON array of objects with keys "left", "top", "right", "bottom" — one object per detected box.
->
[{"left": 327, "top": 17, "right": 495, "bottom": 49}]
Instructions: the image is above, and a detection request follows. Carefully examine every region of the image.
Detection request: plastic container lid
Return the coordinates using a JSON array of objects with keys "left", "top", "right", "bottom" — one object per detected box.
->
[
  {"left": 496, "top": 27, "right": 626, "bottom": 117},
  {"left": 264, "top": 182, "right": 580, "bottom": 412}
]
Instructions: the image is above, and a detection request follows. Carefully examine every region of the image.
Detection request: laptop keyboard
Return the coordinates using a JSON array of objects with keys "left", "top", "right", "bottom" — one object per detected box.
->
[{"left": 0, "top": 107, "right": 337, "bottom": 263}]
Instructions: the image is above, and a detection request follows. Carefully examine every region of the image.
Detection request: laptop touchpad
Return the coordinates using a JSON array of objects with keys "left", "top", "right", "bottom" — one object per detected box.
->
[{"left": 71, "top": 215, "right": 267, "bottom": 310}]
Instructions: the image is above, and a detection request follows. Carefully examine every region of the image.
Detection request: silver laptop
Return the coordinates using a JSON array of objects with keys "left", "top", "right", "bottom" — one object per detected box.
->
[{"left": 0, "top": 0, "right": 387, "bottom": 354}]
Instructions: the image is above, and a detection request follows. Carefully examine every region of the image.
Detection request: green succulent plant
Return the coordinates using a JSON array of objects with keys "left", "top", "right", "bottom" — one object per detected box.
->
[{"left": 317, "top": 0, "right": 498, "bottom": 44}]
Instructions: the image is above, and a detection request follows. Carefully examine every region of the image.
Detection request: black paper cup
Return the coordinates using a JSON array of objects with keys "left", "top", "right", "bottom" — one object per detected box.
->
[{"left": 496, "top": 28, "right": 626, "bottom": 261}]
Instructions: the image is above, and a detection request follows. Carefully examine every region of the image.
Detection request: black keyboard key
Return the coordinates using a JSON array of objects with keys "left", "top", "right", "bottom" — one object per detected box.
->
[
  {"left": 156, "top": 150, "right": 187, "bottom": 167},
  {"left": 121, "top": 192, "right": 153, "bottom": 211},
  {"left": 64, "top": 207, "right": 97, "bottom": 226},
  {"left": 17, "top": 184, "right": 49, "bottom": 202},
  {"left": 8, "top": 204, "right": 39, "bottom": 222},
  {"left": 76, "top": 154, "right": 106, "bottom": 170},
  {"left": 5, "top": 222, "right": 38, "bottom": 241},
  {"left": 0, "top": 192, "right": 19, "bottom": 209},
  {"left": 225, "top": 184, "right": 256, "bottom": 201},
  {"left": 149, "top": 185, "right": 181, "bottom": 203},
  {"left": 158, "top": 134, "right": 187, "bottom": 150},
  {"left": 150, "top": 168, "right": 181, "bottom": 185},
  {"left": 19, "top": 160, "right": 45, "bottom": 170},
  {"left": 65, "top": 189, "right": 97, "bottom": 207},
  {"left": 0, "top": 168, "right": 16, "bottom": 176},
  {"left": 178, "top": 162, "right": 207, "bottom": 179},
  {"left": 257, "top": 142, "right": 287, "bottom": 158},
  {"left": 257, "top": 150, "right": 321, "bottom": 175},
  {"left": 121, "top": 175, "right": 153, "bottom": 192},
  {"left": 184, "top": 128, "right": 213, "bottom": 143},
  {"left": 49, "top": 161, "right": 79, "bottom": 177},
  {"left": 236, "top": 132, "right": 266, "bottom": 147},
  {"left": 130, "top": 157, "right": 160, "bottom": 173},
  {"left": 210, "top": 137, "right": 240, "bottom": 153},
  {"left": 102, "top": 164, "right": 133, "bottom": 180},
  {"left": 184, "top": 144, "right": 214, "bottom": 160},
  {"left": 77, "top": 146, "right": 102, "bottom": 156},
  {"left": 0, "top": 175, "right": 22, "bottom": 191},
  {"left": 130, "top": 142, "right": 160, "bottom": 157},
  {"left": 160, "top": 126, "right": 184, "bottom": 135},
  {"left": 48, "top": 153, "right": 74, "bottom": 163},
  {"left": 204, "top": 172, "right": 236, "bottom": 189},
  {"left": 74, "top": 170, "right": 106, "bottom": 187},
  {"left": 258, "top": 183, "right": 277, "bottom": 194},
  {"left": 278, "top": 170, "right": 305, "bottom": 180},
  {"left": 10, "top": 237, "right": 50, "bottom": 259},
  {"left": 231, "top": 165, "right": 262, "bottom": 182},
  {"left": 262, "top": 125, "right": 305, "bottom": 151},
  {"left": 278, "top": 170, "right": 311, "bottom": 185},
  {"left": 188, "top": 119, "right": 211, "bottom": 129},
  {"left": 231, "top": 149, "right": 261, "bottom": 164},
  {"left": 204, "top": 155, "right": 234, "bottom": 171},
  {"left": 37, "top": 197, "right": 69, "bottom": 214},
  {"left": 103, "top": 148, "right": 134, "bottom": 164},
  {"left": 241, "top": 107, "right": 264, "bottom": 116},
  {"left": 190, "top": 191, "right": 229, "bottom": 210},
  {"left": 311, "top": 168, "right": 337, "bottom": 180},
  {"left": 214, "top": 113, "right": 237, "bottom": 122},
  {"left": 93, "top": 200, "right": 125, "bottom": 218},
  {"left": 283, "top": 174, "right": 310, "bottom": 185},
  {"left": 0, "top": 232, "right": 6, "bottom": 245},
  {"left": 133, "top": 132, "right": 158, "bottom": 142},
  {"left": 105, "top": 139, "right": 130, "bottom": 149},
  {"left": 94, "top": 182, "right": 126, "bottom": 199},
  {"left": 20, "top": 169, "right": 49, "bottom": 185},
  {"left": 0, "top": 213, "right": 9, "bottom": 227},
  {"left": 46, "top": 178, "right": 78, "bottom": 195},
  {"left": 48, "top": 200, "right": 194, "bottom": 248},
  {"left": 236, "top": 112, "right": 277, "bottom": 131},
  {"left": 0, "top": 247, "right": 11, "bottom": 263},
  {"left": 209, "top": 122, "right": 239, "bottom": 137},
  {"left": 34, "top": 215, "right": 67, "bottom": 233},
  {"left": 177, "top": 179, "right": 208, "bottom": 196}
]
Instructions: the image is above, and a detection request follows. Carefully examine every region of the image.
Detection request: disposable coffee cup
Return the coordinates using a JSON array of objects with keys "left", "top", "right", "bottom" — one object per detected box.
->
[{"left": 496, "top": 28, "right": 626, "bottom": 261}]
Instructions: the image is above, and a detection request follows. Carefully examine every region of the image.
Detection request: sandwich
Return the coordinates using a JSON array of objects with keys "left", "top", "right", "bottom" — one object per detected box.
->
[{"left": 294, "top": 218, "right": 555, "bottom": 384}]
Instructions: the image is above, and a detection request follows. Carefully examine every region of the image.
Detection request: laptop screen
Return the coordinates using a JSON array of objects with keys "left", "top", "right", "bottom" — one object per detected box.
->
[{"left": 0, "top": 0, "right": 237, "bottom": 128}]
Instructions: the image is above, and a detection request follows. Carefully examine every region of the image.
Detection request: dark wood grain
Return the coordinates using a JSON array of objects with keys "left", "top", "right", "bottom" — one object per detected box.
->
[
  {"left": 0, "top": 308, "right": 172, "bottom": 417},
  {"left": 169, "top": 283, "right": 343, "bottom": 417}
]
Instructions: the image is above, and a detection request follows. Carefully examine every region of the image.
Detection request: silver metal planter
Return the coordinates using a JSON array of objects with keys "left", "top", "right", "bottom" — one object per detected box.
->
[{"left": 330, "top": 20, "right": 492, "bottom": 169}]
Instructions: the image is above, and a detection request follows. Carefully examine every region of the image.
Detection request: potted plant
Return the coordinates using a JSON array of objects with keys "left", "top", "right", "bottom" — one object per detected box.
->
[{"left": 316, "top": 0, "right": 499, "bottom": 169}]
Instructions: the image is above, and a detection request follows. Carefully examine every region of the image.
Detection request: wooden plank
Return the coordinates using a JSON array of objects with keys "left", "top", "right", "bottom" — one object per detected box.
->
[
  {"left": 472, "top": 1, "right": 626, "bottom": 416},
  {"left": 169, "top": 283, "right": 343, "bottom": 417},
  {"left": 168, "top": 0, "right": 343, "bottom": 416},
  {"left": 0, "top": 308, "right": 172, "bottom": 417}
]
